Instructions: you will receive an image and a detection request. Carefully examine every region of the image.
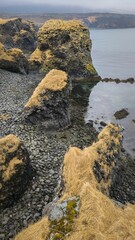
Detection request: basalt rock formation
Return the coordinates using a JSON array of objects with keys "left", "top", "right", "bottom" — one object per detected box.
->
[
  {"left": 30, "top": 19, "right": 97, "bottom": 80},
  {"left": 0, "top": 134, "right": 31, "bottom": 209},
  {"left": 24, "top": 69, "right": 70, "bottom": 129},
  {"left": 15, "top": 124, "right": 135, "bottom": 240},
  {"left": 0, "top": 42, "right": 29, "bottom": 74},
  {"left": 0, "top": 18, "right": 37, "bottom": 51}
]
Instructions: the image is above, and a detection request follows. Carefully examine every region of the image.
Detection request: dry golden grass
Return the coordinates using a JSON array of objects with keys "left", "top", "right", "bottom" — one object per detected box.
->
[
  {"left": 0, "top": 134, "right": 20, "bottom": 163},
  {"left": 15, "top": 217, "right": 49, "bottom": 240},
  {"left": 39, "top": 19, "right": 86, "bottom": 33},
  {"left": 0, "top": 135, "right": 22, "bottom": 182},
  {"left": 2, "top": 157, "right": 22, "bottom": 182},
  {"left": 0, "top": 113, "right": 11, "bottom": 121},
  {"left": 25, "top": 69, "right": 68, "bottom": 108},
  {"left": 0, "top": 18, "right": 18, "bottom": 24},
  {"left": 15, "top": 124, "right": 135, "bottom": 240},
  {"left": 0, "top": 43, "right": 24, "bottom": 62},
  {"left": 30, "top": 48, "right": 43, "bottom": 64}
]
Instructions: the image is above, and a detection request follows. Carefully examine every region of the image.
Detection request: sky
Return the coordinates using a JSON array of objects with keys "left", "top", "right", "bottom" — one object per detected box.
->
[{"left": 0, "top": 0, "right": 135, "bottom": 14}]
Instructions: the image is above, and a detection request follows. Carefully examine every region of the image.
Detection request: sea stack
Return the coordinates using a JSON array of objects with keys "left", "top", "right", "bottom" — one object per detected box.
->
[
  {"left": 24, "top": 69, "right": 70, "bottom": 129},
  {"left": 30, "top": 19, "right": 97, "bottom": 80}
]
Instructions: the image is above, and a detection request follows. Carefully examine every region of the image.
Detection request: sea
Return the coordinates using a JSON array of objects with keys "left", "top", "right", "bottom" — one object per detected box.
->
[{"left": 85, "top": 28, "right": 135, "bottom": 157}]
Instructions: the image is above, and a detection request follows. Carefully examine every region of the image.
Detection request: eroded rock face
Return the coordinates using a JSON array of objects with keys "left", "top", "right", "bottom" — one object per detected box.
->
[
  {"left": 30, "top": 19, "right": 97, "bottom": 80},
  {"left": 0, "top": 134, "right": 31, "bottom": 209},
  {"left": 0, "top": 18, "right": 37, "bottom": 51},
  {"left": 0, "top": 42, "right": 29, "bottom": 74},
  {"left": 24, "top": 69, "right": 70, "bottom": 129}
]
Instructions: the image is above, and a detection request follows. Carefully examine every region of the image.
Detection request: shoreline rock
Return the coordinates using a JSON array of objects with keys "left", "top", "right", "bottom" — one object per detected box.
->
[
  {"left": 0, "top": 43, "right": 29, "bottom": 74},
  {"left": 29, "top": 19, "right": 98, "bottom": 80},
  {"left": 24, "top": 69, "right": 70, "bottom": 129},
  {"left": 0, "top": 18, "right": 37, "bottom": 51},
  {"left": 0, "top": 134, "right": 31, "bottom": 210}
]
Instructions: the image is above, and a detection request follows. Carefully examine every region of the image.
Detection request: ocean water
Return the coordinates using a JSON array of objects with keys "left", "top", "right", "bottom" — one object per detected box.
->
[
  {"left": 86, "top": 29, "right": 135, "bottom": 156},
  {"left": 90, "top": 28, "right": 135, "bottom": 79}
]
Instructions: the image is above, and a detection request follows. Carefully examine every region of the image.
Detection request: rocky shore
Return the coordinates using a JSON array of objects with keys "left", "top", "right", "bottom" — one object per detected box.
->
[
  {"left": 0, "top": 69, "right": 97, "bottom": 240},
  {"left": 0, "top": 17, "right": 135, "bottom": 240}
]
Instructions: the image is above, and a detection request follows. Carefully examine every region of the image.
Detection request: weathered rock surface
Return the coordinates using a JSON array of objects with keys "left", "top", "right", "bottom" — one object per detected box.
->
[
  {"left": 24, "top": 69, "right": 70, "bottom": 129},
  {"left": 0, "top": 42, "right": 29, "bottom": 74},
  {"left": 30, "top": 19, "right": 97, "bottom": 80},
  {"left": 114, "top": 108, "right": 129, "bottom": 119},
  {"left": 0, "top": 18, "right": 37, "bottom": 51},
  {"left": 0, "top": 134, "right": 31, "bottom": 209}
]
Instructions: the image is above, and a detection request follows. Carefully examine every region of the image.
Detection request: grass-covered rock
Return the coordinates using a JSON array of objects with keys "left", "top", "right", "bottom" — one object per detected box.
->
[
  {"left": 0, "top": 42, "right": 29, "bottom": 74},
  {"left": 0, "top": 18, "right": 37, "bottom": 51},
  {"left": 30, "top": 19, "right": 97, "bottom": 80},
  {"left": 0, "top": 134, "right": 31, "bottom": 209},
  {"left": 24, "top": 69, "right": 70, "bottom": 129}
]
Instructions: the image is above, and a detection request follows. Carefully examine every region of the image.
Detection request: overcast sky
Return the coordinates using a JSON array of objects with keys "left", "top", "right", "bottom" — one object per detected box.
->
[{"left": 0, "top": 0, "right": 135, "bottom": 14}]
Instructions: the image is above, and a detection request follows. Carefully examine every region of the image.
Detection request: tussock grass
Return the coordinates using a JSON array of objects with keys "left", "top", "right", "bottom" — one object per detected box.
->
[
  {"left": 25, "top": 69, "right": 68, "bottom": 108},
  {"left": 15, "top": 124, "right": 135, "bottom": 240}
]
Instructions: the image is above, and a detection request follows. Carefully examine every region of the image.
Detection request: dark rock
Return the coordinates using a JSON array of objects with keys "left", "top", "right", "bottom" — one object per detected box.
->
[
  {"left": 0, "top": 134, "right": 31, "bottom": 209},
  {"left": 0, "top": 18, "right": 37, "bottom": 51},
  {"left": 100, "top": 121, "right": 107, "bottom": 127},
  {"left": 0, "top": 43, "right": 29, "bottom": 74},
  {"left": 29, "top": 19, "right": 98, "bottom": 80},
  {"left": 24, "top": 69, "right": 70, "bottom": 130},
  {"left": 114, "top": 108, "right": 129, "bottom": 120}
]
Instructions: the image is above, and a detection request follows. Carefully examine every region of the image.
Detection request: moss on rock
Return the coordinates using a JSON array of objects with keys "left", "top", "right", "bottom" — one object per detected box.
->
[{"left": 30, "top": 19, "right": 97, "bottom": 80}]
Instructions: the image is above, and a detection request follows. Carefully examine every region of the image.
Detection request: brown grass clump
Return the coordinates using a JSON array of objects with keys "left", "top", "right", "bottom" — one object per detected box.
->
[
  {"left": 2, "top": 157, "right": 22, "bottom": 182},
  {"left": 0, "top": 135, "right": 22, "bottom": 182},
  {"left": 0, "top": 114, "right": 11, "bottom": 121},
  {"left": 30, "top": 48, "right": 43, "bottom": 64},
  {"left": 40, "top": 19, "right": 86, "bottom": 33},
  {"left": 0, "top": 134, "right": 21, "bottom": 163},
  {"left": 15, "top": 217, "right": 49, "bottom": 240},
  {"left": 25, "top": 69, "right": 68, "bottom": 108},
  {"left": 0, "top": 18, "right": 18, "bottom": 24},
  {"left": 0, "top": 42, "right": 25, "bottom": 62},
  {"left": 15, "top": 124, "right": 135, "bottom": 240}
]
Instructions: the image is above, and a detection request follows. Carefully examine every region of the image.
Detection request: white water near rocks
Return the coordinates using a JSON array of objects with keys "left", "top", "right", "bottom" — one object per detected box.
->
[{"left": 86, "top": 29, "right": 135, "bottom": 156}]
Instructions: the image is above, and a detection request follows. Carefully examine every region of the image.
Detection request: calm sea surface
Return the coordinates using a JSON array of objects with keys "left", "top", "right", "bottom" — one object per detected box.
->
[
  {"left": 86, "top": 29, "right": 135, "bottom": 156},
  {"left": 90, "top": 28, "right": 135, "bottom": 79}
]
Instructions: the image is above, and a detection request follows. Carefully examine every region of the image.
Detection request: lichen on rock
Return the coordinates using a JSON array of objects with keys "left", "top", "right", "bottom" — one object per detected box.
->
[
  {"left": 0, "top": 42, "right": 29, "bottom": 74},
  {"left": 0, "top": 134, "right": 31, "bottom": 209},
  {"left": 29, "top": 19, "right": 97, "bottom": 80},
  {"left": 24, "top": 69, "right": 70, "bottom": 129}
]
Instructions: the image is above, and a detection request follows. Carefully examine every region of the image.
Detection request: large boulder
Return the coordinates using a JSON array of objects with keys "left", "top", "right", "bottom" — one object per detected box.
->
[
  {"left": 0, "top": 18, "right": 37, "bottom": 51},
  {"left": 0, "top": 134, "right": 31, "bottom": 209},
  {"left": 0, "top": 42, "right": 29, "bottom": 74},
  {"left": 30, "top": 19, "right": 97, "bottom": 80},
  {"left": 24, "top": 69, "right": 70, "bottom": 129}
]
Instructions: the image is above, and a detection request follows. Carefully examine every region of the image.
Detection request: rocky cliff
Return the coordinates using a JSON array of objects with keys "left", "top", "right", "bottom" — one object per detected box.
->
[
  {"left": 0, "top": 18, "right": 37, "bottom": 51},
  {"left": 24, "top": 69, "right": 70, "bottom": 129},
  {"left": 30, "top": 19, "right": 97, "bottom": 80},
  {"left": 0, "top": 134, "right": 31, "bottom": 209},
  {"left": 15, "top": 124, "right": 135, "bottom": 240},
  {"left": 0, "top": 42, "right": 29, "bottom": 74}
]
